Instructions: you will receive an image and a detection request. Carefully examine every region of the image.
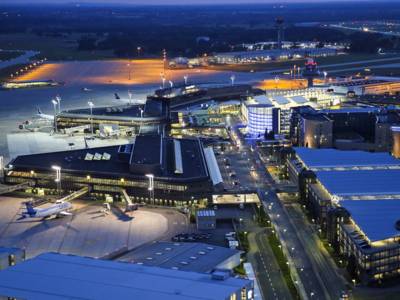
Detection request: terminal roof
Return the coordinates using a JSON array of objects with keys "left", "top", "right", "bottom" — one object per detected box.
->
[
  {"left": 10, "top": 137, "right": 208, "bottom": 182},
  {"left": 294, "top": 147, "right": 400, "bottom": 169},
  {"left": 340, "top": 200, "right": 400, "bottom": 242},
  {"left": 0, "top": 253, "right": 251, "bottom": 300}
]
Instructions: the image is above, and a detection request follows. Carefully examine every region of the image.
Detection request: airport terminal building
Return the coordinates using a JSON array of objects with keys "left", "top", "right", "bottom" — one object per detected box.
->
[
  {"left": 287, "top": 147, "right": 400, "bottom": 284},
  {"left": 4, "top": 134, "right": 223, "bottom": 206},
  {"left": 56, "top": 98, "right": 170, "bottom": 135}
]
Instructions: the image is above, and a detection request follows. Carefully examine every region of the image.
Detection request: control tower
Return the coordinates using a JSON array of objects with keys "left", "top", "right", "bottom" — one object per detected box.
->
[
  {"left": 302, "top": 58, "right": 320, "bottom": 88},
  {"left": 275, "top": 17, "right": 285, "bottom": 50}
]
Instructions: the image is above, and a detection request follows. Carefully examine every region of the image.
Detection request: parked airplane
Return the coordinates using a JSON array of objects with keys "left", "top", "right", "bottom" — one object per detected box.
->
[
  {"left": 36, "top": 107, "right": 54, "bottom": 121},
  {"left": 20, "top": 201, "right": 72, "bottom": 219}
]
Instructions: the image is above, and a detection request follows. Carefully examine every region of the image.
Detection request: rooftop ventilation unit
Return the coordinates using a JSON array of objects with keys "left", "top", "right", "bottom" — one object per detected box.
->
[{"left": 84, "top": 153, "right": 94, "bottom": 161}]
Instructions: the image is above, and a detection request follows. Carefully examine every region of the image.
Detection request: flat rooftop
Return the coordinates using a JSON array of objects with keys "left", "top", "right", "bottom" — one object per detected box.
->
[
  {"left": 294, "top": 147, "right": 400, "bottom": 170},
  {"left": 9, "top": 136, "right": 209, "bottom": 182},
  {"left": 301, "top": 113, "right": 331, "bottom": 122},
  {"left": 340, "top": 200, "right": 400, "bottom": 242},
  {"left": 130, "top": 134, "right": 162, "bottom": 166},
  {"left": 315, "top": 169, "right": 400, "bottom": 198},
  {"left": 119, "top": 241, "right": 239, "bottom": 273},
  {"left": 0, "top": 253, "right": 251, "bottom": 300}
]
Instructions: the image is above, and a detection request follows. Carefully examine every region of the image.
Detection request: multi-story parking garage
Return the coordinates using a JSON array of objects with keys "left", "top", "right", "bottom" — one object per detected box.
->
[{"left": 286, "top": 147, "right": 400, "bottom": 284}]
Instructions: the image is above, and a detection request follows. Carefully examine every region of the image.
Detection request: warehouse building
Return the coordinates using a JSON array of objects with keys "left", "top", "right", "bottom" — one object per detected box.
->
[
  {"left": 0, "top": 253, "right": 254, "bottom": 300},
  {"left": 4, "top": 134, "right": 223, "bottom": 205}
]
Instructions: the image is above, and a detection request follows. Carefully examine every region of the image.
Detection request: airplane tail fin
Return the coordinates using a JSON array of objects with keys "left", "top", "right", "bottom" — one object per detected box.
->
[
  {"left": 37, "top": 106, "right": 42, "bottom": 115},
  {"left": 114, "top": 93, "right": 120, "bottom": 100},
  {"left": 25, "top": 202, "right": 36, "bottom": 216}
]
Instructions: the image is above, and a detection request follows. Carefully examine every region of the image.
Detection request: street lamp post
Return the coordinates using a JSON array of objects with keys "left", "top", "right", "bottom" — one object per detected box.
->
[
  {"left": 128, "top": 90, "right": 133, "bottom": 105},
  {"left": 160, "top": 73, "right": 166, "bottom": 89},
  {"left": 52, "top": 165, "right": 61, "bottom": 194},
  {"left": 169, "top": 80, "right": 174, "bottom": 88},
  {"left": 230, "top": 74, "right": 235, "bottom": 86},
  {"left": 184, "top": 75, "right": 188, "bottom": 86},
  {"left": 0, "top": 156, "right": 3, "bottom": 180},
  {"left": 88, "top": 101, "right": 94, "bottom": 135},
  {"left": 52, "top": 99, "right": 58, "bottom": 132},
  {"left": 323, "top": 71, "right": 328, "bottom": 83},
  {"left": 127, "top": 63, "right": 131, "bottom": 81},
  {"left": 137, "top": 46, "right": 141, "bottom": 57},
  {"left": 56, "top": 95, "right": 61, "bottom": 113},
  {"left": 146, "top": 174, "right": 154, "bottom": 205}
]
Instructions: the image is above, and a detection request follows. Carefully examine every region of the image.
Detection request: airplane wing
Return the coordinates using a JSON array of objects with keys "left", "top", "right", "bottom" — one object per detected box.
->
[{"left": 58, "top": 211, "right": 73, "bottom": 216}]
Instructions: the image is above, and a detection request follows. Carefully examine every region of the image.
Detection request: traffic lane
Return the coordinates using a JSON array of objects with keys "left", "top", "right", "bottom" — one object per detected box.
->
[
  {"left": 255, "top": 231, "right": 292, "bottom": 300},
  {"left": 286, "top": 204, "right": 345, "bottom": 299},
  {"left": 261, "top": 191, "right": 327, "bottom": 300}
]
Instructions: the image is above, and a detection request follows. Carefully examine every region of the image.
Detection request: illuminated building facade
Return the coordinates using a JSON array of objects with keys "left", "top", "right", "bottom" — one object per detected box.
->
[
  {"left": 242, "top": 104, "right": 280, "bottom": 136},
  {"left": 287, "top": 147, "right": 400, "bottom": 284}
]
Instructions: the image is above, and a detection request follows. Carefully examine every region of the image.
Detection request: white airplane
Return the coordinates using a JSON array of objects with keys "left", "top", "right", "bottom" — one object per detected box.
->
[
  {"left": 36, "top": 107, "right": 54, "bottom": 121},
  {"left": 20, "top": 201, "right": 72, "bottom": 219}
]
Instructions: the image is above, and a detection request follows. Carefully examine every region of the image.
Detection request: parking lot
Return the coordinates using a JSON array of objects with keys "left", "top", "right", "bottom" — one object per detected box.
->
[{"left": 0, "top": 196, "right": 188, "bottom": 259}]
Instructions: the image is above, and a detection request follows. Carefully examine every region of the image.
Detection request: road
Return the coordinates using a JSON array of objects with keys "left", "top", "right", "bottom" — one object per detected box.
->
[
  {"left": 225, "top": 117, "right": 347, "bottom": 300},
  {"left": 247, "top": 226, "right": 292, "bottom": 300}
]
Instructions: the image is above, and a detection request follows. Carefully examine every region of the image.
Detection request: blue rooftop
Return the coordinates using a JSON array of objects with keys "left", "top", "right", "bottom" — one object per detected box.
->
[
  {"left": 315, "top": 169, "right": 400, "bottom": 197},
  {"left": 0, "top": 253, "right": 251, "bottom": 300},
  {"left": 294, "top": 147, "right": 400, "bottom": 169},
  {"left": 340, "top": 200, "right": 400, "bottom": 242}
]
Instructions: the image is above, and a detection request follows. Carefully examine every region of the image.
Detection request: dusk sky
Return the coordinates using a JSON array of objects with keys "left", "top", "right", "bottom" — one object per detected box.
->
[{"left": 1, "top": 0, "right": 386, "bottom": 4}]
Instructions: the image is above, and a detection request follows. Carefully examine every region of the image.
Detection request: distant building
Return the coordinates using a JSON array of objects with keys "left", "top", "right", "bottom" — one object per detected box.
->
[
  {"left": 209, "top": 47, "right": 337, "bottom": 65},
  {"left": 290, "top": 105, "right": 400, "bottom": 152},
  {"left": 0, "top": 253, "right": 254, "bottom": 300},
  {"left": 329, "top": 77, "right": 400, "bottom": 96}
]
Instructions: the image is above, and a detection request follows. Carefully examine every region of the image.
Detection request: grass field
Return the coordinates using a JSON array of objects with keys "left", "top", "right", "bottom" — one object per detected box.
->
[
  {"left": 0, "top": 50, "right": 23, "bottom": 61},
  {"left": 0, "top": 33, "right": 115, "bottom": 61}
]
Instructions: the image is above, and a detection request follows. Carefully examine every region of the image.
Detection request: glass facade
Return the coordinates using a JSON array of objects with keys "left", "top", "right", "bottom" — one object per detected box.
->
[{"left": 246, "top": 105, "right": 279, "bottom": 136}]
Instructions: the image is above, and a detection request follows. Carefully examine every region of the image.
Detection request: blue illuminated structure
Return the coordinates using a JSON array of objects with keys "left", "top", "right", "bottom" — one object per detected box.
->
[{"left": 246, "top": 104, "right": 280, "bottom": 136}]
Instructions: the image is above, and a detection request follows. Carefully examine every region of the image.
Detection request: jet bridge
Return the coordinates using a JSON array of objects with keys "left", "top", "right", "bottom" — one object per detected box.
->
[{"left": 0, "top": 181, "right": 35, "bottom": 195}]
